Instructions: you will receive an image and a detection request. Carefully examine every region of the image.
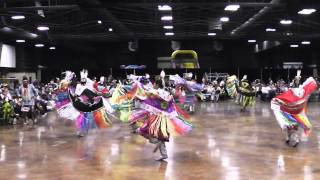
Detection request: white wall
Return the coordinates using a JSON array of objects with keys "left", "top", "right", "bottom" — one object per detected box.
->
[{"left": 6, "top": 72, "right": 36, "bottom": 83}]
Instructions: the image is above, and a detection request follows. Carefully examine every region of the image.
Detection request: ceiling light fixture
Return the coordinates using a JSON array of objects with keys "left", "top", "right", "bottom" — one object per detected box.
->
[
  {"left": 163, "top": 25, "right": 173, "bottom": 29},
  {"left": 161, "top": 16, "right": 173, "bottom": 21},
  {"left": 290, "top": 44, "right": 299, "bottom": 48},
  {"left": 16, "top": 40, "right": 26, "bottom": 43},
  {"left": 248, "top": 40, "right": 256, "bottom": 43},
  {"left": 35, "top": 44, "right": 44, "bottom": 47},
  {"left": 49, "top": 46, "right": 56, "bottom": 50},
  {"left": 208, "top": 33, "right": 216, "bottom": 36},
  {"left": 11, "top": 15, "right": 25, "bottom": 20},
  {"left": 224, "top": 5, "right": 240, "bottom": 11},
  {"left": 158, "top": 5, "right": 172, "bottom": 11},
  {"left": 37, "top": 26, "right": 49, "bottom": 31},
  {"left": 108, "top": 28, "right": 113, "bottom": 32},
  {"left": 165, "top": 32, "right": 174, "bottom": 36},
  {"left": 298, "top": 9, "right": 316, "bottom": 15},
  {"left": 301, "top": 41, "right": 311, "bottom": 45},
  {"left": 220, "top": 17, "right": 229, "bottom": 22},
  {"left": 280, "top": 19, "right": 292, "bottom": 25},
  {"left": 98, "top": 20, "right": 102, "bottom": 24},
  {"left": 266, "top": 28, "right": 276, "bottom": 32},
  {"left": 285, "top": 32, "right": 293, "bottom": 36}
]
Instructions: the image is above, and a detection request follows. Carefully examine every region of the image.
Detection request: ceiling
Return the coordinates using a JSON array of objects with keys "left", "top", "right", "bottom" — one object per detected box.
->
[{"left": 0, "top": 0, "right": 319, "bottom": 43}]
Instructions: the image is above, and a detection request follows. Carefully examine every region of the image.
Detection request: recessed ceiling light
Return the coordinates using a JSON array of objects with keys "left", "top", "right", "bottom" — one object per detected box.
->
[
  {"left": 161, "top": 16, "right": 173, "bottom": 21},
  {"left": 163, "top": 25, "right": 173, "bottom": 29},
  {"left": 224, "top": 5, "right": 240, "bottom": 11},
  {"left": 11, "top": 15, "right": 25, "bottom": 20},
  {"left": 37, "top": 26, "right": 49, "bottom": 31},
  {"left": 165, "top": 32, "right": 174, "bottom": 36},
  {"left": 280, "top": 19, "right": 292, "bottom": 25},
  {"left": 35, "top": 44, "right": 44, "bottom": 47},
  {"left": 98, "top": 20, "right": 102, "bottom": 24},
  {"left": 49, "top": 46, "right": 56, "bottom": 50},
  {"left": 108, "top": 28, "right": 113, "bottom": 32},
  {"left": 158, "top": 5, "right": 172, "bottom": 11},
  {"left": 16, "top": 40, "right": 25, "bottom": 43},
  {"left": 208, "top": 33, "right": 216, "bottom": 36},
  {"left": 298, "top": 9, "right": 316, "bottom": 15},
  {"left": 301, "top": 41, "right": 311, "bottom": 45},
  {"left": 285, "top": 32, "right": 293, "bottom": 36},
  {"left": 290, "top": 44, "right": 299, "bottom": 48},
  {"left": 266, "top": 28, "right": 276, "bottom": 32},
  {"left": 248, "top": 40, "right": 256, "bottom": 43},
  {"left": 220, "top": 17, "right": 229, "bottom": 22}
]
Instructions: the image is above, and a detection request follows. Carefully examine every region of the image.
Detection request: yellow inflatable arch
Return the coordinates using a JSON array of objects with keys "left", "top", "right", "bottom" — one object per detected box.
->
[{"left": 171, "top": 50, "right": 200, "bottom": 69}]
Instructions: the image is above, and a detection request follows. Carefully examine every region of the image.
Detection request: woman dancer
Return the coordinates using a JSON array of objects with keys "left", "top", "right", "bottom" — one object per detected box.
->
[
  {"left": 271, "top": 77, "right": 317, "bottom": 147},
  {"left": 129, "top": 79, "right": 192, "bottom": 161},
  {"left": 54, "top": 70, "right": 112, "bottom": 137}
]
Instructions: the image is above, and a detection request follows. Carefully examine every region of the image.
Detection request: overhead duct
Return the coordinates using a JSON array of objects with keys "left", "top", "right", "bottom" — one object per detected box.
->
[
  {"left": 209, "top": 18, "right": 222, "bottom": 31},
  {"left": 231, "top": 0, "right": 282, "bottom": 35},
  {"left": 35, "top": 1, "right": 45, "bottom": 17},
  {"left": 0, "top": 27, "right": 39, "bottom": 39},
  {"left": 0, "top": 1, "right": 8, "bottom": 27},
  {"left": 0, "top": 1, "right": 39, "bottom": 40},
  {"left": 254, "top": 40, "right": 281, "bottom": 53}
]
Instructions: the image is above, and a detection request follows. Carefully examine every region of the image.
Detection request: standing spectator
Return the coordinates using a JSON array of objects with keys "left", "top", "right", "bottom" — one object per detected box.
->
[{"left": 17, "top": 76, "right": 38, "bottom": 124}]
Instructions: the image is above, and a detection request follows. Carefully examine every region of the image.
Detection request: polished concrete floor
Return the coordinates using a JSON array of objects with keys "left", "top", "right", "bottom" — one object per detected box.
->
[{"left": 1, "top": 100, "right": 320, "bottom": 180}]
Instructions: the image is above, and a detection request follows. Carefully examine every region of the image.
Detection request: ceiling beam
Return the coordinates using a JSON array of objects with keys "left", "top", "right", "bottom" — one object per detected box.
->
[
  {"left": 0, "top": 5, "right": 79, "bottom": 12},
  {"left": 99, "top": 2, "right": 283, "bottom": 8},
  {"left": 77, "top": 0, "right": 134, "bottom": 39},
  {"left": 231, "top": 0, "right": 282, "bottom": 36}
]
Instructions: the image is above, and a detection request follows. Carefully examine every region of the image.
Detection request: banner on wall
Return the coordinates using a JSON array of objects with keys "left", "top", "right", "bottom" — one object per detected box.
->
[{"left": 283, "top": 62, "right": 303, "bottom": 69}]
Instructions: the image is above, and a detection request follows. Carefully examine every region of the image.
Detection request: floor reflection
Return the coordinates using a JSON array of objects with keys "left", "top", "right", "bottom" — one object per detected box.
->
[{"left": 0, "top": 101, "right": 320, "bottom": 179}]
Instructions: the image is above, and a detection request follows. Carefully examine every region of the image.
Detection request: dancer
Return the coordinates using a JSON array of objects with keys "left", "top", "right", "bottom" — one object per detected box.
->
[
  {"left": 109, "top": 81, "right": 134, "bottom": 123},
  {"left": 211, "top": 81, "right": 221, "bottom": 102},
  {"left": 1, "top": 84, "right": 15, "bottom": 124},
  {"left": 236, "top": 77, "right": 256, "bottom": 112},
  {"left": 271, "top": 77, "right": 317, "bottom": 147},
  {"left": 129, "top": 79, "right": 192, "bottom": 161},
  {"left": 225, "top": 75, "right": 238, "bottom": 98},
  {"left": 54, "top": 70, "right": 112, "bottom": 137},
  {"left": 235, "top": 75, "right": 247, "bottom": 104},
  {"left": 93, "top": 76, "right": 110, "bottom": 97},
  {"left": 169, "top": 74, "right": 197, "bottom": 113}
]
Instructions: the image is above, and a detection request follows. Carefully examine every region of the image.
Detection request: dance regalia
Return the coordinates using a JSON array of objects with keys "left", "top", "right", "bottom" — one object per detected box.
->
[
  {"left": 54, "top": 73, "right": 112, "bottom": 132},
  {"left": 93, "top": 81, "right": 114, "bottom": 114},
  {"left": 128, "top": 83, "right": 192, "bottom": 142},
  {"left": 93, "top": 81, "right": 111, "bottom": 97},
  {"left": 236, "top": 80, "right": 256, "bottom": 108},
  {"left": 110, "top": 84, "right": 134, "bottom": 122},
  {"left": 271, "top": 77, "right": 317, "bottom": 135},
  {"left": 169, "top": 75, "right": 199, "bottom": 110},
  {"left": 226, "top": 75, "right": 238, "bottom": 98}
]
